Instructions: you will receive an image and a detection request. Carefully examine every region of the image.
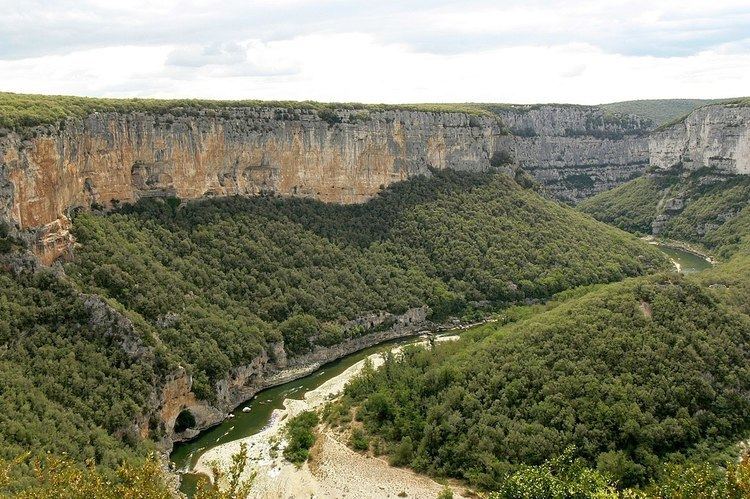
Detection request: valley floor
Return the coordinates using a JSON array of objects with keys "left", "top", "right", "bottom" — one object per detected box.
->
[{"left": 195, "top": 337, "right": 466, "bottom": 498}]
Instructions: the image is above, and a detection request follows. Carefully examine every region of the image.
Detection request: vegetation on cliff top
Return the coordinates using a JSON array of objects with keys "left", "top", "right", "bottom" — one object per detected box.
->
[
  {"left": 599, "top": 98, "right": 723, "bottom": 127},
  {"left": 0, "top": 91, "right": 502, "bottom": 129},
  {"left": 0, "top": 91, "right": 655, "bottom": 131}
]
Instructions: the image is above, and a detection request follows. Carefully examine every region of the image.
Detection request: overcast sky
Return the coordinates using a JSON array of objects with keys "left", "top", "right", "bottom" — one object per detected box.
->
[{"left": 1, "top": 0, "right": 749, "bottom": 104}]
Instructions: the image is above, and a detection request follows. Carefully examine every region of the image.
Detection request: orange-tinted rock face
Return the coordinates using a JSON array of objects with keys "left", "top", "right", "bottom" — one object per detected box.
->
[{"left": 0, "top": 107, "right": 499, "bottom": 263}]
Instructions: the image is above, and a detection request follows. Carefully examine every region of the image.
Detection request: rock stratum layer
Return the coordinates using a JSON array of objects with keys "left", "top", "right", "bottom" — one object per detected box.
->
[
  {"left": 494, "top": 105, "right": 650, "bottom": 202},
  {"left": 649, "top": 103, "right": 750, "bottom": 174},
  {"left": 0, "top": 104, "right": 652, "bottom": 263}
]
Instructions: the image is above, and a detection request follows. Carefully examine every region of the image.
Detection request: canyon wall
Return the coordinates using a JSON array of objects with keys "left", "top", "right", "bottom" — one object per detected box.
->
[
  {"left": 0, "top": 108, "right": 498, "bottom": 264},
  {"left": 649, "top": 103, "right": 750, "bottom": 175},
  {"left": 152, "top": 306, "right": 430, "bottom": 449},
  {"left": 494, "top": 105, "right": 651, "bottom": 203},
  {"left": 0, "top": 104, "right": 653, "bottom": 263},
  {"left": 645, "top": 103, "right": 750, "bottom": 237}
]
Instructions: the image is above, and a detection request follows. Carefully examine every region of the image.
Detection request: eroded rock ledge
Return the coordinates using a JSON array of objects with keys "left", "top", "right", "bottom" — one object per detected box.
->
[
  {"left": 649, "top": 103, "right": 750, "bottom": 175},
  {"left": 153, "top": 306, "right": 430, "bottom": 450}
]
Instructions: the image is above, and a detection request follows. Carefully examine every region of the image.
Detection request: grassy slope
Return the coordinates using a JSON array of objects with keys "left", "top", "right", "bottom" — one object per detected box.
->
[{"left": 599, "top": 99, "right": 719, "bottom": 127}]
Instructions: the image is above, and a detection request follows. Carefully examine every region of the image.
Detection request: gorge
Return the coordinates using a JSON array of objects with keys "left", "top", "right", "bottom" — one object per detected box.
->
[{"left": 1, "top": 95, "right": 749, "bottom": 498}]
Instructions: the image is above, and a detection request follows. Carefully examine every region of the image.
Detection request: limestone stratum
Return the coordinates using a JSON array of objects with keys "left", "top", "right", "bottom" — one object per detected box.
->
[{"left": 0, "top": 94, "right": 657, "bottom": 264}]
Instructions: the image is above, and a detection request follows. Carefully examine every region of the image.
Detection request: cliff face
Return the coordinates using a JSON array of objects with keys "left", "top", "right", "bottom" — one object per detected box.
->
[
  {"left": 0, "top": 108, "right": 498, "bottom": 263},
  {"left": 0, "top": 104, "right": 654, "bottom": 263},
  {"left": 494, "top": 105, "right": 651, "bottom": 203},
  {"left": 156, "top": 306, "right": 429, "bottom": 447},
  {"left": 649, "top": 104, "right": 750, "bottom": 174}
]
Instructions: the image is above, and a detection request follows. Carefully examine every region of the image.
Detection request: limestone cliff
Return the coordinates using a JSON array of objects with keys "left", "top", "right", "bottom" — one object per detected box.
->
[
  {"left": 0, "top": 108, "right": 499, "bottom": 263},
  {"left": 649, "top": 103, "right": 750, "bottom": 174},
  {"left": 155, "top": 306, "right": 429, "bottom": 449},
  {"left": 494, "top": 105, "right": 651, "bottom": 203},
  {"left": 0, "top": 104, "right": 653, "bottom": 263}
]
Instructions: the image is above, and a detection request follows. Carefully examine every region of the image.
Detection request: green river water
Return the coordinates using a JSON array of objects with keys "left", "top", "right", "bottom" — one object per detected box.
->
[
  {"left": 656, "top": 245, "right": 713, "bottom": 274},
  {"left": 170, "top": 245, "right": 711, "bottom": 495},
  {"left": 170, "top": 336, "right": 418, "bottom": 496}
]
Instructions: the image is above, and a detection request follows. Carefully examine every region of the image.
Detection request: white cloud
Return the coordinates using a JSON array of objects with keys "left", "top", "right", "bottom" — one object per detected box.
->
[{"left": 0, "top": 1, "right": 748, "bottom": 103}]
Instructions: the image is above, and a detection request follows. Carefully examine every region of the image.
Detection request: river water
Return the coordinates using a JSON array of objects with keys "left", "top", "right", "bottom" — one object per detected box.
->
[
  {"left": 170, "top": 336, "right": 418, "bottom": 496},
  {"left": 655, "top": 245, "right": 713, "bottom": 274}
]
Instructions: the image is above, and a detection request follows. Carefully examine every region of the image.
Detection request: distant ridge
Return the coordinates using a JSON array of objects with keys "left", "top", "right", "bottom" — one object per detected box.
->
[{"left": 600, "top": 98, "right": 728, "bottom": 127}]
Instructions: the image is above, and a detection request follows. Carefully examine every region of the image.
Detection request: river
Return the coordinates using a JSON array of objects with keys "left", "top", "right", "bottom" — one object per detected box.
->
[
  {"left": 170, "top": 335, "right": 420, "bottom": 496},
  {"left": 655, "top": 245, "right": 713, "bottom": 274}
]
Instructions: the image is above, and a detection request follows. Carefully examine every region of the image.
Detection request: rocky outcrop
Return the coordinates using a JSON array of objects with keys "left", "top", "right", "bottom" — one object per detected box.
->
[
  {"left": 494, "top": 105, "right": 651, "bottom": 203},
  {"left": 644, "top": 103, "right": 750, "bottom": 237},
  {"left": 0, "top": 104, "right": 654, "bottom": 263},
  {"left": 649, "top": 103, "right": 750, "bottom": 174},
  {"left": 157, "top": 306, "right": 431, "bottom": 448}
]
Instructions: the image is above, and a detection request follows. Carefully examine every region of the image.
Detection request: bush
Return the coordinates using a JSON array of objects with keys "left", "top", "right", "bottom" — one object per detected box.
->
[
  {"left": 490, "top": 150, "right": 514, "bottom": 168},
  {"left": 389, "top": 436, "right": 414, "bottom": 466},
  {"left": 349, "top": 427, "right": 370, "bottom": 452},
  {"left": 317, "top": 109, "right": 342, "bottom": 126},
  {"left": 437, "top": 486, "right": 454, "bottom": 499},
  {"left": 279, "top": 314, "right": 320, "bottom": 356},
  {"left": 283, "top": 411, "right": 319, "bottom": 465}
]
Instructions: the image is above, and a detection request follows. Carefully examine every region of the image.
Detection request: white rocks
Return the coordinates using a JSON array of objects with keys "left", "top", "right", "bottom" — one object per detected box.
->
[{"left": 649, "top": 104, "right": 750, "bottom": 175}]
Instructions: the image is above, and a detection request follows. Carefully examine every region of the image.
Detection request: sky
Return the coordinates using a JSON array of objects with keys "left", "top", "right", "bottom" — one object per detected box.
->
[{"left": 1, "top": 0, "right": 749, "bottom": 104}]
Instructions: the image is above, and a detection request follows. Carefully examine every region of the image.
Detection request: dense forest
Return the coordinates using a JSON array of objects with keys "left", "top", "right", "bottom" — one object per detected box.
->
[
  {"left": 0, "top": 270, "right": 169, "bottom": 492},
  {"left": 331, "top": 263, "right": 750, "bottom": 489},
  {"left": 0, "top": 169, "right": 667, "bottom": 493},
  {"left": 65, "top": 170, "right": 667, "bottom": 399},
  {"left": 579, "top": 170, "right": 750, "bottom": 259},
  {"left": 329, "top": 172, "right": 750, "bottom": 496}
]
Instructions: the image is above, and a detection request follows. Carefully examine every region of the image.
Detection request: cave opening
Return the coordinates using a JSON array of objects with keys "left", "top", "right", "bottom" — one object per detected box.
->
[{"left": 174, "top": 409, "right": 196, "bottom": 433}]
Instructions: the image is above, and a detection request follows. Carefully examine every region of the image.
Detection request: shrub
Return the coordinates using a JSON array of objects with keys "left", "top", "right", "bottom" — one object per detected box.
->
[
  {"left": 283, "top": 411, "right": 319, "bottom": 465},
  {"left": 390, "top": 436, "right": 414, "bottom": 466},
  {"left": 437, "top": 486, "right": 454, "bottom": 499},
  {"left": 349, "top": 427, "right": 370, "bottom": 452},
  {"left": 490, "top": 150, "right": 514, "bottom": 168},
  {"left": 317, "top": 109, "right": 342, "bottom": 126}
]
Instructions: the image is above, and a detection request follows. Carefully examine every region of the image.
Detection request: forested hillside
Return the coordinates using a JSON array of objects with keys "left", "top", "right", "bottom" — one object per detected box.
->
[
  {"left": 0, "top": 271, "right": 169, "bottom": 492},
  {"left": 330, "top": 169, "right": 750, "bottom": 496},
  {"left": 0, "top": 169, "right": 667, "bottom": 493},
  {"left": 331, "top": 242, "right": 750, "bottom": 495},
  {"left": 64, "top": 170, "right": 667, "bottom": 398},
  {"left": 579, "top": 171, "right": 750, "bottom": 259}
]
